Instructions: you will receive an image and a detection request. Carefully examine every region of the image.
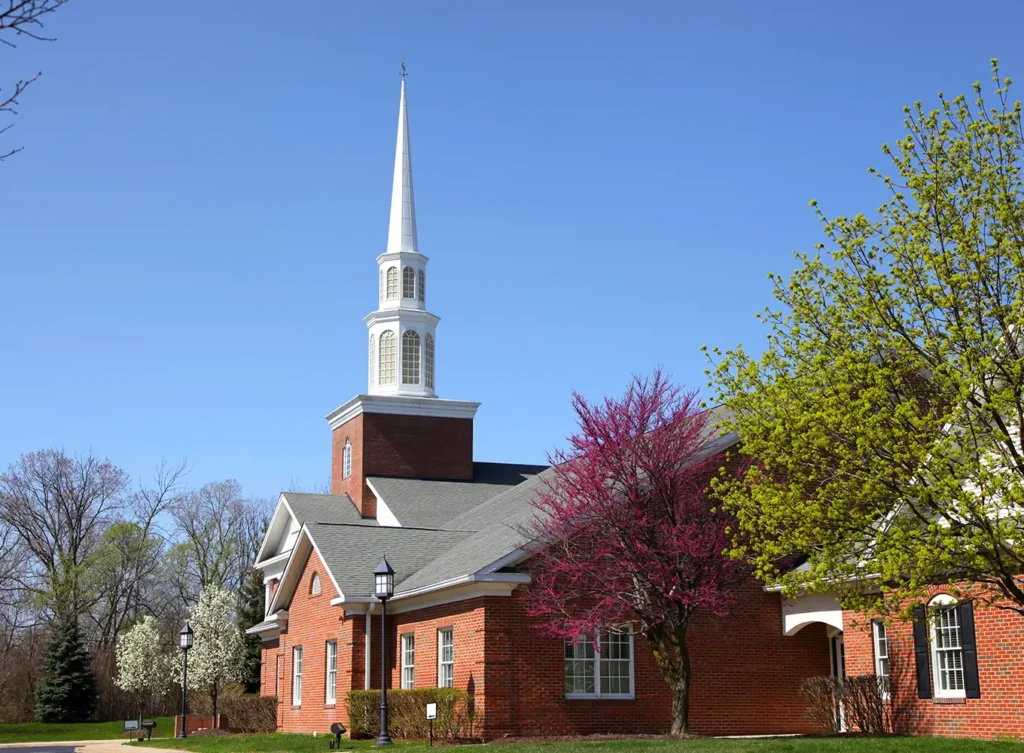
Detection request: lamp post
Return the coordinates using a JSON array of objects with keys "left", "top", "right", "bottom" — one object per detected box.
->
[
  {"left": 177, "top": 622, "right": 194, "bottom": 739},
  {"left": 374, "top": 557, "right": 395, "bottom": 746}
]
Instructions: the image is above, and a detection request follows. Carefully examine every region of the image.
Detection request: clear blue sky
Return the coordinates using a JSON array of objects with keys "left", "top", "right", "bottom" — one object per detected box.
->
[{"left": 3, "top": 1, "right": 1022, "bottom": 499}]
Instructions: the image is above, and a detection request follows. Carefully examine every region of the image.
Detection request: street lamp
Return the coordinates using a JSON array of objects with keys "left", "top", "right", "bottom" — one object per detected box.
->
[
  {"left": 374, "top": 557, "right": 395, "bottom": 746},
  {"left": 177, "top": 622, "right": 194, "bottom": 739}
]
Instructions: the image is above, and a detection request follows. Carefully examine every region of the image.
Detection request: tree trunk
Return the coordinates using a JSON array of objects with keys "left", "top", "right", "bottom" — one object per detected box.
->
[
  {"left": 211, "top": 683, "right": 218, "bottom": 729},
  {"left": 668, "top": 635, "right": 691, "bottom": 735}
]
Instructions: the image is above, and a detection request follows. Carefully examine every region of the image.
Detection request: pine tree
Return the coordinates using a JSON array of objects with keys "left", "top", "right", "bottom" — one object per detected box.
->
[
  {"left": 237, "top": 570, "right": 264, "bottom": 694},
  {"left": 35, "top": 617, "right": 99, "bottom": 722}
]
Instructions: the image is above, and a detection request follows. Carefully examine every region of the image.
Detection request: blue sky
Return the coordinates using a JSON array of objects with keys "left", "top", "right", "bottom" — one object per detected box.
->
[{"left": 3, "top": 1, "right": 1022, "bottom": 499}]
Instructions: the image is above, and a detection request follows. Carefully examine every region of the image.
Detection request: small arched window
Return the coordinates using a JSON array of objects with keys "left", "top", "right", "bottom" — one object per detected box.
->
[
  {"left": 418, "top": 270, "right": 425, "bottom": 303},
  {"left": 403, "top": 267, "right": 416, "bottom": 299},
  {"left": 343, "top": 439, "right": 352, "bottom": 479},
  {"left": 369, "top": 334, "right": 376, "bottom": 387},
  {"left": 311, "top": 573, "right": 322, "bottom": 596},
  {"left": 379, "top": 330, "right": 397, "bottom": 385},
  {"left": 425, "top": 334, "right": 435, "bottom": 390},
  {"left": 402, "top": 330, "right": 421, "bottom": 385},
  {"left": 386, "top": 267, "right": 399, "bottom": 300},
  {"left": 379, "top": 269, "right": 385, "bottom": 302}
]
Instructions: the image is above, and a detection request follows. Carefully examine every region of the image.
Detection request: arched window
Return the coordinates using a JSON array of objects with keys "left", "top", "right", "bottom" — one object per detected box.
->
[
  {"left": 386, "top": 267, "right": 398, "bottom": 299},
  {"left": 418, "top": 270, "right": 425, "bottom": 302},
  {"left": 425, "top": 334, "right": 435, "bottom": 390},
  {"left": 379, "top": 330, "right": 396, "bottom": 385},
  {"left": 310, "top": 573, "right": 322, "bottom": 596},
  {"left": 379, "top": 268, "right": 385, "bottom": 302},
  {"left": 402, "top": 330, "right": 421, "bottom": 385},
  {"left": 343, "top": 439, "right": 352, "bottom": 479},
  {"left": 368, "top": 334, "right": 376, "bottom": 387},
  {"left": 403, "top": 266, "right": 416, "bottom": 299}
]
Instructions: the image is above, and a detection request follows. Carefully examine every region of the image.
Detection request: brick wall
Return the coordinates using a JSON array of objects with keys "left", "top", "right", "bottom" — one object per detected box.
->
[
  {"left": 843, "top": 584, "right": 1024, "bottom": 740},
  {"left": 330, "top": 412, "right": 474, "bottom": 516}
]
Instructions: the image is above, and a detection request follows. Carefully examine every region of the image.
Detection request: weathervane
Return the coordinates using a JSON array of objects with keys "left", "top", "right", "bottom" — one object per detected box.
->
[{"left": 401, "top": 59, "right": 407, "bottom": 80}]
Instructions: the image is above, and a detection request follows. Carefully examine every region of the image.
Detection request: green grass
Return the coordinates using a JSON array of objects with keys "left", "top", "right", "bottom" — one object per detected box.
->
[
  {"left": 0, "top": 717, "right": 175, "bottom": 744},
  {"left": 137, "top": 735, "right": 1023, "bottom": 753}
]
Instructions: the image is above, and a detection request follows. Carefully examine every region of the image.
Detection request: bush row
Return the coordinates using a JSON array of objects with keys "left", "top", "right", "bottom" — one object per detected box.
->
[{"left": 347, "top": 688, "right": 473, "bottom": 740}]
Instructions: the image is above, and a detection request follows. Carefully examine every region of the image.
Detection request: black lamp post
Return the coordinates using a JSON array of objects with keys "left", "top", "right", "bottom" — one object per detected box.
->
[
  {"left": 374, "top": 557, "right": 395, "bottom": 746},
  {"left": 177, "top": 622, "right": 194, "bottom": 739}
]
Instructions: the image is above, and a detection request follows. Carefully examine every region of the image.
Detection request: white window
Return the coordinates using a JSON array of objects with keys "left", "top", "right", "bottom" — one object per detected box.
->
[
  {"left": 438, "top": 628, "right": 454, "bottom": 688},
  {"left": 401, "top": 634, "right": 415, "bottom": 690},
  {"left": 930, "top": 595, "right": 965, "bottom": 698},
  {"left": 369, "top": 334, "right": 376, "bottom": 387},
  {"left": 292, "top": 646, "right": 303, "bottom": 706},
  {"left": 872, "top": 620, "right": 890, "bottom": 695},
  {"left": 378, "top": 330, "right": 396, "bottom": 385},
  {"left": 403, "top": 266, "right": 416, "bottom": 299},
  {"left": 310, "top": 573, "right": 321, "bottom": 596},
  {"left": 342, "top": 440, "right": 352, "bottom": 479},
  {"left": 425, "top": 334, "right": 434, "bottom": 390},
  {"left": 325, "top": 640, "right": 337, "bottom": 705},
  {"left": 564, "top": 628, "right": 634, "bottom": 699},
  {"left": 402, "top": 330, "right": 420, "bottom": 385},
  {"left": 386, "top": 267, "right": 398, "bottom": 299},
  {"left": 418, "top": 269, "right": 425, "bottom": 302}
]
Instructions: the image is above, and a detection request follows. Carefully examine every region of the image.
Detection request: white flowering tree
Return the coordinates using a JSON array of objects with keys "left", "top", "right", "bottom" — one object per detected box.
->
[
  {"left": 180, "top": 585, "right": 246, "bottom": 727},
  {"left": 114, "top": 615, "right": 171, "bottom": 717}
]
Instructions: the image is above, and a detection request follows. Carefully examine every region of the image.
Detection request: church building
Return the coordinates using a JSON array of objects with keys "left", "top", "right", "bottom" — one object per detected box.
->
[{"left": 249, "top": 75, "right": 1024, "bottom": 741}]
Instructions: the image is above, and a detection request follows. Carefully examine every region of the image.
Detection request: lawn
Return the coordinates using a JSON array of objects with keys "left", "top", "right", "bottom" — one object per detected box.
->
[
  {"left": 0, "top": 716, "right": 175, "bottom": 744},
  {"left": 138, "top": 734, "right": 1022, "bottom": 753}
]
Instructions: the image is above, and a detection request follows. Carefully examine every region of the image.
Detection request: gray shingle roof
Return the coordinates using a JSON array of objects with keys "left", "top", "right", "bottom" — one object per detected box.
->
[
  {"left": 367, "top": 462, "right": 546, "bottom": 528},
  {"left": 283, "top": 492, "right": 377, "bottom": 526}
]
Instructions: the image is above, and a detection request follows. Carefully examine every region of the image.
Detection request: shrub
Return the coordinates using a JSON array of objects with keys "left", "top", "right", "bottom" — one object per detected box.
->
[
  {"left": 800, "top": 673, "right": 907, "bottom": 736},
  {"left": 347, "top": 688, "right": 473, "bottom": 741},
  {"left": 218, "top": 694, "right": 277, "bottom": 733}
]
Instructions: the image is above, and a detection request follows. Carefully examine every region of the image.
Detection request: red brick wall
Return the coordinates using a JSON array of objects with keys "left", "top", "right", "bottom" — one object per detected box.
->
[
  {"left": 331, "top": 412, "right": 474, "bottom": 516},
  {"left": 482, "top": 582, "right": 830, "bottom": 737},
  {"left": 843, "top": 584, "right": 1024, "bottom": 740}
]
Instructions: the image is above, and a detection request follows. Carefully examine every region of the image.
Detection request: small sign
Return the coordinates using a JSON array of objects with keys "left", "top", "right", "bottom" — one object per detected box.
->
[
  {"left": 123, "top": 720, "right": 140, "bottom": 731},
  {"left": 426, "top": 702, "right": 437, "bottom": 720}
]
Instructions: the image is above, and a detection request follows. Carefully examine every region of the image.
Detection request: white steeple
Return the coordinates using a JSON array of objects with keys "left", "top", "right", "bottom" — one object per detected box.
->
[{"left": 365, "top": 71, "right": 438, "bottom": 398}]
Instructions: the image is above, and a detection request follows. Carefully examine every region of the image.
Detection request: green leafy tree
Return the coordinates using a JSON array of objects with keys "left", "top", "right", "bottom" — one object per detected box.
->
[
  {"left": 237, "top": 569, "right": 264, "bottom": 694},
  {"left": 707, "top": 61, "right": 1024, "bottom": 614},
  {"left": 35, "top": 617, "right": 98, "bottom": 722}
]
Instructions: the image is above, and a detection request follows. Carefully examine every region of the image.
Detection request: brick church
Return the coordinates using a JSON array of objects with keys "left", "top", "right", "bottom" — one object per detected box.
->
[{"left": 248, "top": 76, "right": 1024, "bottom": 740}]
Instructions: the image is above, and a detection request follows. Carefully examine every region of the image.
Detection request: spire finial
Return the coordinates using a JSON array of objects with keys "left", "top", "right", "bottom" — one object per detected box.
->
[
  {"left": 385, "top": 66, "right": 417, "bottom": 254},
  {"left": 400, "top": 59, "right": 407, "bottom": 80}
]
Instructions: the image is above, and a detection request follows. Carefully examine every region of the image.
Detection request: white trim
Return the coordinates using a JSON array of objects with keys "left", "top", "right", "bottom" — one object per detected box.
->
[
  {"left": 267, "top": 525, "right": 347, "bottom": 614},
  {"left": 366, "top": 479, "right": 401, "bottom": 527},
  {"left": 387, "top": 581, "right": 518, "bottom": 614},
  {"left": 245, "top": 610, "right": 289, "bottom": 637},
  {"left": 871, "top": 619, "right": 891, "bottom": 699},
  {"left": 564, "top": 628, "right": 636, "bottom": 701},
  {"left": 437, "top": 627, "right": 454, "bottom": 688},
  {"left": 476, "top": 549, "right": 528, "bottom": 575},
  {"left": 401, "top": 633, "right": 415, "bottom": 690},
  {"left": 929, "top": 594, "right": 966, "bottom": 699},
  {"left": 781, "top": 592, "right": 845, "bottom": 636},
  {"left": 376, "top": 250, "right": 430, "bottom": 265},
  {"left": 292, "top": 646, "right": 303, "bottom": 706},
  {"left": 254, "top": 494, "right": 294, "bottom": 565},
  {"left": 326, "top": 394, "right": 480, "bottom": 430},
  {"left": 325, "top": 639, "right": 338, "bottom": 705}
]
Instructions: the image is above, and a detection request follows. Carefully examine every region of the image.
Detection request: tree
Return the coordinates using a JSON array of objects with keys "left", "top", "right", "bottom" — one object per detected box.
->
[
  {"left": 706, "top": 62, "right": 1024, "bottom": 615},
  {"left": 236, "top": 569, "right": 264, "bottom": 695},
  {"left": 181, "top": 585, "right": 245, "bottom": 727},
  {"left": 34, "top": 616, "right": 98, "bottom": 722},
  {"left": 114, "top": 616, "right": 171, "bottom": 718},
  {"left": 1, "top": 1, "right": 71, "bottom": 161},
  {"left": 523, "top": 372, "right": 748, "bottom": 734}
]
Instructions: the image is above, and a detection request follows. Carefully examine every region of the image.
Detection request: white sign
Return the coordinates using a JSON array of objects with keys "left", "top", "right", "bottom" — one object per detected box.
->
[
  {"left": 123, "top": 720, "right": 139, "bottom": 731},
  {"left": 426, "top": 702, "right": 437, "bottom": 720}
]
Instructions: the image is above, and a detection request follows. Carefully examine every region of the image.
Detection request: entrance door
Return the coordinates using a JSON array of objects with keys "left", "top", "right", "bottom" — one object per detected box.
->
[{"left": 829, "top": 632, "right": 846, "bottom": 731}]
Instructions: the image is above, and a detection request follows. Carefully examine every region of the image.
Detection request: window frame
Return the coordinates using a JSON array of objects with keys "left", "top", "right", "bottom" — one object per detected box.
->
[
  {"left": 402, "top": 330, "right": 421, "bottom": 385},
  {"left": 402, "top": 266, "right": 416, "bottom": 299},
  {"left": 378, "top": 330, "right": 397, "bottom": 385},
  {"left": 292, "top": 646, "right": 303, "bottom": 706},
  {"left": 342, "top": 439, "right": 352, "bottom": 479},
  {"left": 401, "top": 633, "right": 415, "bottom": 690},
  {"left": 871, "top": 619, "right": 890, "bottom": 697},
  {"left": 310, "top": 573, "right": 321, "bottom": 596},
  {"left": 386, "top": 267, "right": 399, "bottom": 300},
  {"left": 418, "top": 269, "right": 425, "bottom": 303},
  {"left": 929, "top": 594, "right": 966, "bottom": 699},
  {"left": 437, "top": 627, "right": 454, "bottom": 688},
  {"left": 325, "top": 640, "right": 337, "bottom": 706},
  {"left": 564, "top": 628, "right": 635, "bottom": 700},
  {"left": 424, "top": 334, "right": 434, "bottom": 390}
]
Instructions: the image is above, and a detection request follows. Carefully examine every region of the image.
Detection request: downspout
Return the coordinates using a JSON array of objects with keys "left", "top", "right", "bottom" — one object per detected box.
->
[{"left": 365, "top": 603, "right": 372, "bottom": 690}]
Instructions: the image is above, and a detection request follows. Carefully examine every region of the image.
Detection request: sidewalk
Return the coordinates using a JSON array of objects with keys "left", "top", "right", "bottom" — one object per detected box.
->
[{"left": 0, "top": 743, "right": 125, "bottom": 750}]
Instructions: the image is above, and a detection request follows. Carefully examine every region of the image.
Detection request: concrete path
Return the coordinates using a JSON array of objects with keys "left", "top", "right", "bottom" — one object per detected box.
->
[{"left": 0, "top": 746, "right": 81, "bottom": 753}]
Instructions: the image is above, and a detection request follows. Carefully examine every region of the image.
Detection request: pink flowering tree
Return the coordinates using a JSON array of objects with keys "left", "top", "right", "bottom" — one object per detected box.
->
[{"left": 523, "top": 371, "right": 748, "bottom": 734}]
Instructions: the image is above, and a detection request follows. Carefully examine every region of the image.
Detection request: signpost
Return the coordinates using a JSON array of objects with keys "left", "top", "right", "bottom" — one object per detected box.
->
[{"left": 425, "top": 703, "right": 437, "bottom": 747}]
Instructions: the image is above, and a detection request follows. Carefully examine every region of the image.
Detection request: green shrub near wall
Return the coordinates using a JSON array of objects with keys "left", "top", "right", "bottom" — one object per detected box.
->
[{"left": 346, "top": 688, "right": 473, "bottom": 740}]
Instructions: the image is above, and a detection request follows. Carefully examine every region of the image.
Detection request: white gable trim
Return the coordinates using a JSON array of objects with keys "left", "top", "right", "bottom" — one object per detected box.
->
[
  {"left": 254, "top": 494, "right": 294, "bottom": 566},
  {"left": 267, "top": 525, "right": 346, "bottom": 614},
  {"left": 366, "top": 479, "right": 401, "bottom": 527}
]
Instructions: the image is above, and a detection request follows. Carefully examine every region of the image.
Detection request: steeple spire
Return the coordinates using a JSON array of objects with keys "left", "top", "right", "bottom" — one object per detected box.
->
[{"left": 386, "top": 70, "right": 418, "bottom": 255}]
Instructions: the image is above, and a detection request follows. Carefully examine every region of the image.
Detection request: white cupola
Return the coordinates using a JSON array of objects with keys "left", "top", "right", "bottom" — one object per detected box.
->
[{"left": 365, "top": 73, "right": 438, "bottom": 398}]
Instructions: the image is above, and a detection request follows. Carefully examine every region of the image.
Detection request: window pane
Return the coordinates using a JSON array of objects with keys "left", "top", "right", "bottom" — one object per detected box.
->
[
  {"left": 418, "top": 270, "right": 425, "bottom": 302},
  {"left": 379, "top": 331, "right": 396, "bottom": 385},
  {"left": 438, "top": 629, "right": 454, "bottom": 688},
  {"left": 402, "top": 634, "right": 415, "bottom": 690},
  {"left": 425, "top": 335, "right": 435, "bottom": 390},
  {"left": 403, "top": 267, "right": 416, "bottom": 298},
  {"left": 564, "top": 636, "right": 595, "bottom": 695},
  {"left": 387, "top": 267, "right": 398, "bottom": 299},
  {"left": 599, "top": 632, "right": 631, "bottom": 696},
  {"left": 402, "top": 331, "right": 421, "bottom": 385}
]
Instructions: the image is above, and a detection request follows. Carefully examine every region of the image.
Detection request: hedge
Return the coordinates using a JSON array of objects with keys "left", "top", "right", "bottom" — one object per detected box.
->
[{"left": 347, "top": 688, "right": 473, "bottom": 740}]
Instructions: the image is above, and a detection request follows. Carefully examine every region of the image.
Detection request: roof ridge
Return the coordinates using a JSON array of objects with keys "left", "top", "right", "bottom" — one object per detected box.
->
[{"left": 311, "top": 521, "right": 477, "bottom": 534}]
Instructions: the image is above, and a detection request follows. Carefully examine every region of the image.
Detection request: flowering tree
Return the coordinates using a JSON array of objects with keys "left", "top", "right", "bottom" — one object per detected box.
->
[
  {"left": 524, "top": 371, "right": 748, "bottom": 734},
  {"left": 179, "top": 585, "right": 245, "bottom": 727},
  {"left": 114, "top": 615, "right": 170, "bottom": 717}
]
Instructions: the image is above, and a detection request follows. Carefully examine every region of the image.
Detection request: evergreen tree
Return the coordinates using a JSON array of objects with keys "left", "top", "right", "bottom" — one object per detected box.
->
[
  {"left": 35, "top": 617, "right": 99, "bottom": 722},
  {"left": 237, "top": 569, "right": 264, "bottom": 694}
]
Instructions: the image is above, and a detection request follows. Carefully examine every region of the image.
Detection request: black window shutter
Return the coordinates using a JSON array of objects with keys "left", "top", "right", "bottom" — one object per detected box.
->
[
  {"left": 958, "top": 600, "right": 981, "bottom": 699},
  {"left": 912, "top": 605, "right": 932, "bottom": 699}
]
